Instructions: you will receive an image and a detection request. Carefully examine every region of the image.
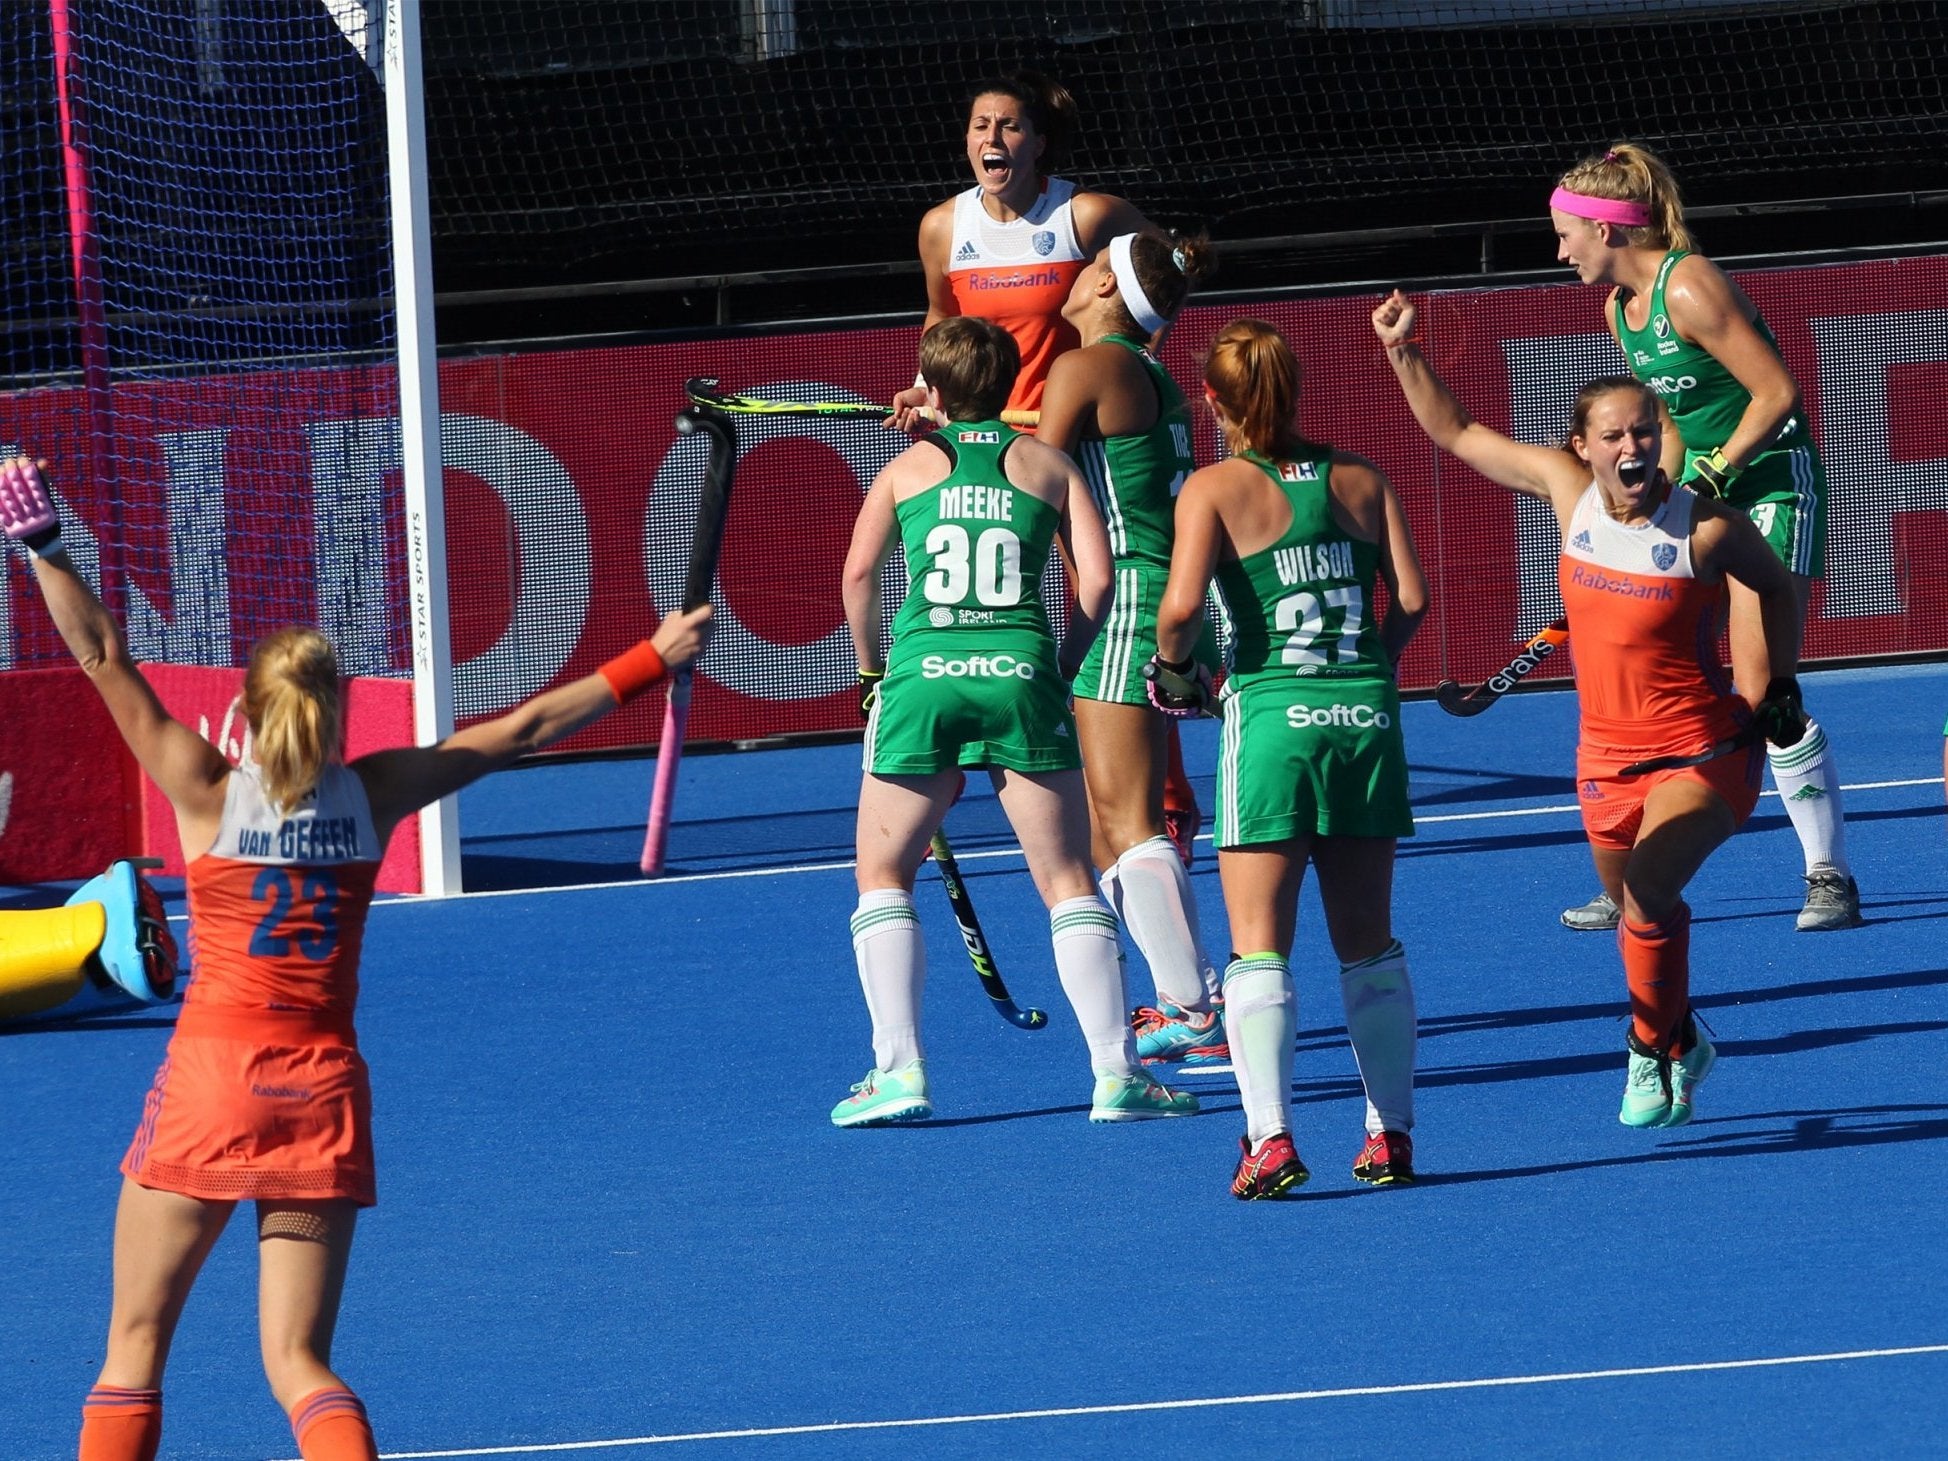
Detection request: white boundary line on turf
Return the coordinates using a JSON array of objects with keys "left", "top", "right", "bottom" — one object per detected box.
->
[
  {"left": 345, "top": 1343, "right": 1948, "bottom": 1458},
  {"left": 153, "top": 773, "right": 1941, "bottom": 923},
  {"left": 363, "top": 773, "right": 1942, "bottom": 908}
]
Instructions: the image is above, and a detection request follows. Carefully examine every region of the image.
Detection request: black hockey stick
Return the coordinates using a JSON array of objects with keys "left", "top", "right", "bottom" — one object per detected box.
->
[
  {"left": 1619, "top": 725, "right": 1762, "bottom": 777},
  {"left": 641, "top": 405, "right": 737, "bottom": 875},
  {"left": 1435, "top": 618, "right": 1571, "bottom": 717},
  {"left": 928, "top": 830, "right": 1047, "bottom": 1030}
]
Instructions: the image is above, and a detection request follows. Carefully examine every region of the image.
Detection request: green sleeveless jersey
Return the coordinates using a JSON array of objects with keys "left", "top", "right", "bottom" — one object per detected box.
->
[
  {"left": 1071, "top": 334, "right": 1195, "bottom": 569},
  {"left": 890, "top": 422, "right": 1059, "bottom": 647},
  {"left": 1613, "top": 250, "right": 1818, "bottom": 466},
  {"left": 1213, "top": 447, "right": 1390, "bottom": 690}
]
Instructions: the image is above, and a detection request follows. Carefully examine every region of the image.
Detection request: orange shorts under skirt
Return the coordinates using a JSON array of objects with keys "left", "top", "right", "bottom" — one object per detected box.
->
[
  {"left": 1576, "top": 736, "right": 1764, "bottom": 853},
  {"left": 121, "top": 1006, "right": 375, "bottom": 1207}
]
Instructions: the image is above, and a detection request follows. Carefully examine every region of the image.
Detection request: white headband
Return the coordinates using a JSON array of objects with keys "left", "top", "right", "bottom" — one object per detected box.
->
[{"left": 1108, "top": 233, "right": 1168, "bottom": 335}]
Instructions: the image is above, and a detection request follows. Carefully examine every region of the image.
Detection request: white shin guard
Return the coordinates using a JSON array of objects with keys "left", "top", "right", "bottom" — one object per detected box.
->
[
  {"left": 1223, "top": 956, "right": 1295, "bottom": 1146},
  {"left": 1766, "top": 717, "right": 1851, "bottom": 876},
  {"left": 1101, "top": 836, "right": 1218, "bottom": 1011},
  {"left": 851, "top": 889, "right": 924, "bottom": 1072},
  {"left": 1339, "top": 939, "right": 1416, "bottom": 1136},
  {"left": 1051, "top": 896, "right": 1139, "bottom": 1077}
]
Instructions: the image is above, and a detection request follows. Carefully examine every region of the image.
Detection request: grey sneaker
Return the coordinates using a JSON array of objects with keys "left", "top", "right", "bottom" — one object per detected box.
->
[
  {"left": 1561, "top": 890, "right": 1621, "bottom": 931},
  {"left": 1797, "top": 865, "right": 1862, "bottom": 932}
]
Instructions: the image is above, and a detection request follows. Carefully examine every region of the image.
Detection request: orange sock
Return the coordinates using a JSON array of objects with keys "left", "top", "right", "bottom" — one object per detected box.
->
[
  {"left": 79, "top": 1385, "right": 161, "bottom": 1461},
  {"left": 1162, "top": 722, "right": 1194, "bottom": 813},
  {"left": 1620, "top": 902, "right": 1692, "bottom": 1053},
  {"left": 290, "top": 1386, "right": 377, "bottom": 1461}
]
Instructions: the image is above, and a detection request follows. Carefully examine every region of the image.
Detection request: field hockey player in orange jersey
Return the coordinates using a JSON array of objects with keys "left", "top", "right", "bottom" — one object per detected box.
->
[
  {"left": 882, "top": 70, "right": 1206, "bottom": 863},
  {"left": 0, "top": 455, "right": 710, "bottom": 1461},
  {"left": 1374, "top": 291, "right": 1807, "bottom": 1129}
]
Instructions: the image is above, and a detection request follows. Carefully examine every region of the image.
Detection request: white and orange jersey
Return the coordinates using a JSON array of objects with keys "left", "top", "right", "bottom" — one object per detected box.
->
[
  {"left": 946, "top": 176, "right": 1087, "bottom": 413},
  {"left": 184, "top": 761, "right": 381, "bottom": 1017},
  {"left": 1558, "top": 483, "right": 1742, "bottom": 750}
]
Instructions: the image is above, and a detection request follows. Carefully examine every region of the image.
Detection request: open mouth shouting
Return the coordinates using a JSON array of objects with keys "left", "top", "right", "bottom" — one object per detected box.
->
[{"left": 1617, "top": 456, "right": 1649, "bottom": 488}]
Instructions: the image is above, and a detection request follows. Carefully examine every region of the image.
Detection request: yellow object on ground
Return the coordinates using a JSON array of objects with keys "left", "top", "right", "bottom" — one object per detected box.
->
[{"left": 0, "top": 901, "right": 107, "bottom": 1020}]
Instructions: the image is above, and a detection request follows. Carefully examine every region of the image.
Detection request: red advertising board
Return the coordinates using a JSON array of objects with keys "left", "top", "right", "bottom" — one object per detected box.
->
[{"left": 3, "top": 255, "right": 1945, "bottom": 761}]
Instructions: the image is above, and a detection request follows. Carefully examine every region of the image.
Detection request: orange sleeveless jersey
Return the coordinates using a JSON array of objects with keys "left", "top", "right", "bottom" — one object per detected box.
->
[
  {"left": 945, "top": 177, "right": 1087, "bottom": 414},
  {"left": 123, "top": 761, "right": 385, "bottom": 1205},
  {"left": 1559, "top": 483, "right": 1759, "bottom": 847}
]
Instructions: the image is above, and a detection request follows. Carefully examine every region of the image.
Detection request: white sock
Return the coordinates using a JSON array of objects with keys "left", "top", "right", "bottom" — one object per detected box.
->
[
  {"left": 1339, "top": 939, "right": 1416, "bottom": 1136},
  {"left": 1050, "top": 896, "right": 1139, "bottom": 1077},
  {"left": 1766, "top": 717, "right": 1851, "bottom": 876},
  {"left": 851, "top": 889, "right": 923, "bottom": 1072},
  {"left": 1223, "top": 955, "right": 1294, "bottom": 1145},
  {"left": 1100, "top": 836, "right": 1217, "bottom": 1012}
]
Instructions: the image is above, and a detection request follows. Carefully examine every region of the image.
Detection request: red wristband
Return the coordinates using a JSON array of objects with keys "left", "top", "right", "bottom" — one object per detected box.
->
[{"left": 598, "top": 640, "right": 667, "bottom": 704}]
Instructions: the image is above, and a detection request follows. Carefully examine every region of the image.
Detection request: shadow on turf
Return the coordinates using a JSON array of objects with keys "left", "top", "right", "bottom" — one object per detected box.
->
[
  {"left": 1415, "top": 1103, "right": 1948, "bottom": 1187},
  {"left": 1273, "top": 965, "right": 1948, "bottom": 1054}
]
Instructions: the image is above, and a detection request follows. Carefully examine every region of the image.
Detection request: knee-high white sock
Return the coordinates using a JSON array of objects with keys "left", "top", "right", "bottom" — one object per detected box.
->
[
  {"left": 851, "top": 889, "right": 924, "bottom": 1072},
  {"left": 1050, "top": 896, "right": 1139, "bottom": 1077},
  {"left": 1766, "top": 716, "right": 1851, "bottom": 876},
  {"left": 1223, "top": 955, "right": 1295, "bottom": 1145},
  {"left": 1339, "top": 939, "right": 1416, "bottom": 1136},
  {"left": 1100, "top": 836, "right": 1217, "bottom": 1012}
]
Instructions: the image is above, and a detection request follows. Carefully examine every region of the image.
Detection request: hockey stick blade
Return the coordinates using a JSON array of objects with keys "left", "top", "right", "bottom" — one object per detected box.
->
[
  {"left": 1435, "top": 618, "right": 1570, "bottom": 717},
  {"left": 930, "top": 831, "right": 1047, "bottom": 1030},
  {"left": 1618, "top": 725, "right": 1761, "bottom": 778},
  {"left": 685, "top": 376, "right": 1037, "bottom": 427},
  {"left": 641, "top": 406, "right": 738, "bottom": 876}
]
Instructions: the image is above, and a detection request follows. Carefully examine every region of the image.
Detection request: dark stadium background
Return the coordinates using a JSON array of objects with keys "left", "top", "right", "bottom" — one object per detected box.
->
[{"left": 414, "top": 0, "right": 1948, "bottom": 346}]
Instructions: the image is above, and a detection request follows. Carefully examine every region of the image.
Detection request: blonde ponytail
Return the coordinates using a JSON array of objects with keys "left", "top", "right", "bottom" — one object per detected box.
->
[
  {"left": 1556, "top": 141, "right": 1694, "bottom": 252},
  {"left": 242, "top": 628, "right": 342, "bottom": 814}
]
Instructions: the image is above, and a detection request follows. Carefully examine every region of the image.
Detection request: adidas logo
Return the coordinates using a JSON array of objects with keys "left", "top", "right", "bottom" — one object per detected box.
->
[
  {"left": 1787, "top": 786, "right": 1826, "bottom": 801},
  {"left": 954, "top": 241, "right": 979, "bottom": 262},
  {"left": 1572, "top": 530, "right": 1593, "bottom": 551}
]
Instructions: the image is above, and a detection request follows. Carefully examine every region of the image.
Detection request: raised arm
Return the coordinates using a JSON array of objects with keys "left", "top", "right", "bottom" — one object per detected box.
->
[
  {"left": 1372, "top": 290, "right": 1579, "bottom": 506},
  {"left": 354, "top": 605, "right": 712, "bottom": 842},
  {"left": 1, "top": 458, "right": 228, "bottom": 829}
]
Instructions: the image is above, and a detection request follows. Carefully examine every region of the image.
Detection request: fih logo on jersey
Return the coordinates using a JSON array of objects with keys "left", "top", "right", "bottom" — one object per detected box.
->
[
  {"left": 1277, "top": 461, "right": 1320, "bottom": 482},
  {"left": 1652, "top": 543, "right": 1677, "bottom": 571},
  {"left": 1571, "top": 530, "right": 1593, "bottom": 552},
  {"left": 1032, "top": 230, "right": 1056, "bottom": 256},
  {"left": 957, "top": 430, "right": 1000, "bottom": 443},
  {"left": 954, "top": 240, "right": 980, "bottom": 263}
]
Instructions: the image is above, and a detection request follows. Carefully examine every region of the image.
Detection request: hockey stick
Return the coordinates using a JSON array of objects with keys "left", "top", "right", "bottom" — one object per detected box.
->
[
  {"left": 929, "top": 829, "right": 1047, "bottom": 1030},
  {"left": 1435, "top": 617, "right": 1570, "bottom": 717},
  {"left": 1619, "top": 725, "right": 1762, "bottom": 778},
  {"left": 640, "top": 406, "right": 737, "bottom": 876},
  {"left": 685, "top": 376, "right": 1038, "bottom": 428}
]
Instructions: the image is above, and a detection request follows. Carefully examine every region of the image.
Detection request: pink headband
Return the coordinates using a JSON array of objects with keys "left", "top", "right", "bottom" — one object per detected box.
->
[{"left": 1550, "top": 186, "right": 1650, "bottom": 227}]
